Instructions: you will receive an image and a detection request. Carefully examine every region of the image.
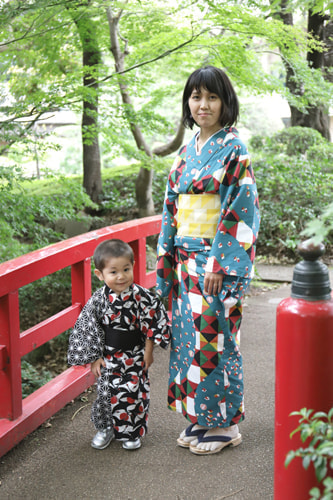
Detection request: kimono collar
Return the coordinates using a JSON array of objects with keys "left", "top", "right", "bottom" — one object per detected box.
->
[
  {"left": 187, "top": 127, "right": 239, "bottom": 168},
  {"left": 104, "top": 283, "right": 134, "bottom": 303},
  {"left": 190, "top": 127, "right": 238, "bottom": 153}
]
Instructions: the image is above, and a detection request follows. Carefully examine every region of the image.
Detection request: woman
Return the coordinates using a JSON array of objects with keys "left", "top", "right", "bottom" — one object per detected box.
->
[{"left": 156, "top": 66, "right": 260, "bottom": 455}]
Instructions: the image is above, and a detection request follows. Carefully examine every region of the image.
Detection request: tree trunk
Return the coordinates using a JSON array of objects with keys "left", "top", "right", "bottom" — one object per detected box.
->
[
  {"left": 70, "top": 3, "right": 103, "bottom": 203},
  {"left": 277, "top": 2, "right": 331, "bottom": 140},
  {"left": 152, "top": 120, "right": 185, "bottom": 157},
  {"left": 82, "top": 46, "right": 103, "bottom": 203},
  {"left": 107, "top": 6, "right": 155, "bottom": 217},
  {"left": 106, "top": 6, "right": 189, "bottom": 217}
]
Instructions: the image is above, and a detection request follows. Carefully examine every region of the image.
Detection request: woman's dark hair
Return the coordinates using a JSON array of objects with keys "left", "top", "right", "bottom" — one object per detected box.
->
[
  {"left": 182, "top": 66, "right": 239, "bottom": 129},
  {"left": 93, "top": 239, "right": 134, "bottom": 271}
]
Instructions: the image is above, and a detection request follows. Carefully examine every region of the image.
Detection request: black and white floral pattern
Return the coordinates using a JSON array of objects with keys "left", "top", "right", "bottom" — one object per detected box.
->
[{"left": 68, "top": 283, "right": 170, "bottom": 440}]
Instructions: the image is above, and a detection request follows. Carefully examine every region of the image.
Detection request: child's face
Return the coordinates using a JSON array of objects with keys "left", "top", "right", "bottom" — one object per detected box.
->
[{"left": 94, "top": 256, "right": 134, "bottom": 295}]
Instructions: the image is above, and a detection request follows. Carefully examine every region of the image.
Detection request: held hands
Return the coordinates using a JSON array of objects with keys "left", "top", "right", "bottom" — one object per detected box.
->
[
  {"left": 91, "top": 358, "right": 106, "bottom": 377},
  {"left": 204, "top": 272, "right": 223, "bottom": 296}
]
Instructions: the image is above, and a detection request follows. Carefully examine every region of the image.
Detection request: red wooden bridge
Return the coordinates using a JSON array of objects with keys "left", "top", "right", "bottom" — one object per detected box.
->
[{"left": 0, "top": 216, "right": 162, "bottom": 457}]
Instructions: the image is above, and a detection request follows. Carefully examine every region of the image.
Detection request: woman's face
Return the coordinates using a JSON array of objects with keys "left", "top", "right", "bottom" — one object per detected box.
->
[{"left": 188, "top": 86, "right": 222, "bottom": 134}]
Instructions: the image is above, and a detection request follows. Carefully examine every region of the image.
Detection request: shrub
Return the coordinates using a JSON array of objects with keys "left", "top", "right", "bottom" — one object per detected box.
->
[
  {"left": 285, "top": 408, "right": 333, "bottom": 500},
  {"left": 250, "top": 126, "right": 325, "bottom": 157},
  {"left": 99, "top": 160, "right": 170, "bottom": 214},
  {"left": 0, "top": 167, "right": 97, "bottom": 262},
  {"left": 307, "top": 142, "right": 333, "bottom": 173},
  {"left": 301, "top": 202, "right": 333, "bottom": 247},
  {"left": 250, "top": 128, "right": 333, "bottom": 258},
  {"left": 21, "top": 360, "right": 53, "bottom": 398}
]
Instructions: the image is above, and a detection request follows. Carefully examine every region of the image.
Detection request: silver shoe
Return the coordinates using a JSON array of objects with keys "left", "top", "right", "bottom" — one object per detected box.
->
[
  {"left": 122, "top": 438, "right": 141, "bottom": 450},
  {"left": 91, "top": 428, "right": 114, "bottom": 450}
]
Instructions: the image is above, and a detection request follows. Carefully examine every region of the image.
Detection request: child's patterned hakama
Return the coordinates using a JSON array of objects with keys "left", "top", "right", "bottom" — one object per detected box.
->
[
  {"left": 156, "top": 128, "right": 260, "bottom": 428},
  {"left": 68, "top": 284, "right": 170, "bottom": 441}
]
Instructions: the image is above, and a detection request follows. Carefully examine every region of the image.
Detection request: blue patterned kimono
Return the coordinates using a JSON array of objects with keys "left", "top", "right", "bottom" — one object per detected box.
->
[{"left": 156, "top": 127, "right": 260, "bottom": 428}]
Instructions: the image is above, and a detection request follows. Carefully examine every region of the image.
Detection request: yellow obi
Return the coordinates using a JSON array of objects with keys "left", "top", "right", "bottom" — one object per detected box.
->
[{"left": 177, "top": 193, "right": 221, "bottom": 238}]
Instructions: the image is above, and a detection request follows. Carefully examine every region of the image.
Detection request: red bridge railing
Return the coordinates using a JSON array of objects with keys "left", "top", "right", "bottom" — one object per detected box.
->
[{"left": 0, "top": 215, "right": 162, "bottom": 457}]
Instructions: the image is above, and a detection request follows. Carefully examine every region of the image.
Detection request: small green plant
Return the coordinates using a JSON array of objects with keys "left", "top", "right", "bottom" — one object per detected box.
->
[
  {"left": 21, "top": 360, "right": 53, "bottom": 398},
  {"left": 285, "top": 408, "right": 333, "bottom": 500},
  {"left": 301, "top": 202, "right": 333, "bottom": 246}
]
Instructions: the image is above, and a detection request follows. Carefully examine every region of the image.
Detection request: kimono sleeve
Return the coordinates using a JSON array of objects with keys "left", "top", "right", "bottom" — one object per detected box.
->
[
  {"left": 138, "top": 289, "right": 171, "bottom": 349},
  {"left": 156, "top": 146, "right": 186, "bottom": 297},
  {"left": 206, "top": 144, "right": 260, "bottom": 280},
  {"left": 67, "top": 289, "right": 105, "bottom": 366}
]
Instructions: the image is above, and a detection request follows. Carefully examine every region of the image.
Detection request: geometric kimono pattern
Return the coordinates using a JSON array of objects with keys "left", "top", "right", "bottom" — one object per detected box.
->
[
  {"left": 167, "top": 247, "right": 246, "bottom": 427},
  {"left": 156, "top": 127, "right": 260, "bottom": 428}
]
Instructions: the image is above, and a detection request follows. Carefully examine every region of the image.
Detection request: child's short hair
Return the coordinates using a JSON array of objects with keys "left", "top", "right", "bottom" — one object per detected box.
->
[
  {"left": 93, "top": 239, "right": 134, "bottom": 271},
  {"left": 182, "top": 66, "right": 239, "bottom": 129}
]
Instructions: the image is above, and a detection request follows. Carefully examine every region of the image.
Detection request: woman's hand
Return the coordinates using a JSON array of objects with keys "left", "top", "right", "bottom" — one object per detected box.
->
[
  {"left": 91, "top": 358, "right": 106, "bottom": 377},
  {"left": 203, "top": 272, "right": 223, "bottom": 296}
]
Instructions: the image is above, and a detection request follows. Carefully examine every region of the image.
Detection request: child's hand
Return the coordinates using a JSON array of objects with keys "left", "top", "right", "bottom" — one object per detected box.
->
[
  {"left": 143, "top": 339, "right": 154, "bottom": 371},
  {"left": 144, "top": 350, "right": 154, "bottom": 371},
  {"left": 91, "top": 358, "right": 106, "bottom": 377}
]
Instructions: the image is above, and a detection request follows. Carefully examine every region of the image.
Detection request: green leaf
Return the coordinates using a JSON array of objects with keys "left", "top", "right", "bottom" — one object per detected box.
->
[{"left": 302, "top": 454, "right": 312, "bottom": 470}]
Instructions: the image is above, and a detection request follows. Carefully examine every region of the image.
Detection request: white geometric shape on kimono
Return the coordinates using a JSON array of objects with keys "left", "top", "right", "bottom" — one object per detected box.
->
[
  {"left": 224, "top": 369, "right": 230, "bottom": 389},
  {"left": 217, "top": 332, "right": 225, "bottom": 352},
  {"left": 219, "top": 400, "right": 227, "bottom": 420},
  {"left": 187, "top": 363, "right": 201, "bottom": 384},
  {"left": 188, "top": 291, "right": 203, "bottom": 315},
  {"left": 212, "top": 166, "right": 226, "bottom": 182},
  {"left": 223, "top": 296, "right": 238, "bottom": 318},
  {"left": 236, "top": 221, "right": 254, "bottom": 249},
  {"left": 186, "top": 396, "right": 196, "bottom": 418}
]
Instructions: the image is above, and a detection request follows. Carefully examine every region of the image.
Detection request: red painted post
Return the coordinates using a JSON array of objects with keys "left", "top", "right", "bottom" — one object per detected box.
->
[
  {"left": 274, "top": 242, "right": 333, "bottom": 499},
  {"left": 0, "top": 291, "right": 22, "bottom": 420},
  {"left": 131, "top": 238, "right": 147, "bottom": 286},
  {"left": 72, "top": 258, "right": 92, "bottom": 307}
]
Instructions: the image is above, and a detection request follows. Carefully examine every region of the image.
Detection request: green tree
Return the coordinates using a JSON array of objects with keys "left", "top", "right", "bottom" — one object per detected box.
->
[
  {"left": 1, "top": 0, "right": 332, "bottom": 212},
  {"left": 69, "top": 1, "right": 103, "bottom": 203},
  {"left": 270, "top": 0, "right": 333, "bottom": 139}
]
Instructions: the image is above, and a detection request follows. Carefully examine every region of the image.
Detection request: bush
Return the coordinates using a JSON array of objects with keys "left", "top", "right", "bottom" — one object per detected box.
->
[
  {"left": 285, "top": 408, "right": 333, "bottom": 500},
  {"left": 307, "top": 142, "right": 333, "bottom": 173},
  {"left": 301, "top": 202, "right": 333, "bottom": 247},
  {"left": 21, "top": 360, "right": 53, "bottom": 398},
  {"left": 98, "top": 160, "right": 170, "bottom": 214},
  {"left": 250, "top": 127, "right": 333, "bottom": 258},
  {"left": 0, "top": 167, "right": 97, "bottom": 262},
  {"left": 250, "top": 126, "right": 325, "bottom": 156}
]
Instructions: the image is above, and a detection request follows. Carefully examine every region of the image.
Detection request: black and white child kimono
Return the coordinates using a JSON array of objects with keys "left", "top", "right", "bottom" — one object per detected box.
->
[{"left": 68, "top": 283, "right": 170, "bottom": 441}]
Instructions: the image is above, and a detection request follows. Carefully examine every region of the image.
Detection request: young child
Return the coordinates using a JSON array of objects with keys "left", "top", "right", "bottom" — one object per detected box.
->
[{"left": 68, "top": 238, "right": 170, "bottom": 451}]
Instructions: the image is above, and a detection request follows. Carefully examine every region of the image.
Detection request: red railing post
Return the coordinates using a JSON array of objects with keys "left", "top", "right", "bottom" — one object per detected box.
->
[
  {"left": 71, "top": 258, "right": 92, "bottom": 307},
  {"left": 131, "top": 237, "right": 147, "bottom": 286},
  {"left": 0, "top": 291, "right": 22, "bottom": 420}
]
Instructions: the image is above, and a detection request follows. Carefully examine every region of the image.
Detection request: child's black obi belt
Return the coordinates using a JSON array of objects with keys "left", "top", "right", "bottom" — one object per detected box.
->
[{"left": 103, "top": 326, "right": 144, "bottom": 351}]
